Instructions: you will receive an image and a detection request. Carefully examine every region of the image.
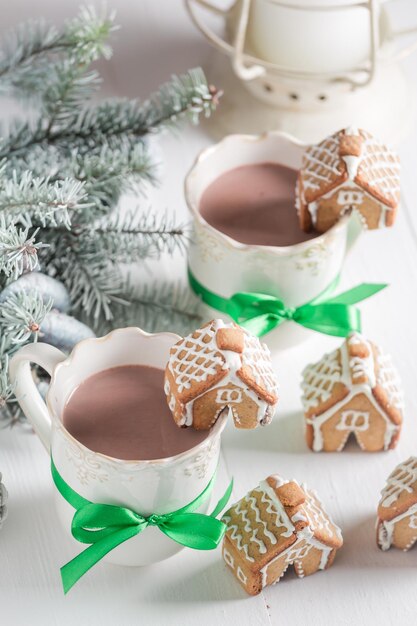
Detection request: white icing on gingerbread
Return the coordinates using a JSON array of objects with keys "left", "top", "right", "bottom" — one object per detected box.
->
[
  {"left": 380, "top": 457, "right": 417, "bottom": 508},
  {"left": 336, "top": 410, "right": 370, "bottom": 432},
  {"left": 246, "top": 490, "right": 278, "bottom": 546},
  {"left": 301, "top": 133, "right": 341, "bottom": 193},
  {"left": 222, "top": 508, "right": 256, "bottom": 563},
  {"left": 376, "top": 351, "right": 403, "bottom": 412},
  {"left": 224, "top": 476, "right": 342, "bottom": 590},
  {"left": 260, "top": 524, "right": 336, "bottom": 588},
  {"left": 237, "top": 567, "right": 247, "bottom": 584},
  {"left": 301, "top": 347, "right": 344, "bottom": 411},
  {"left": 302, "top": 487, "right": 338, "bottom": 541},
  {"left": 258, "top": 480, "right": 295, "bottom": 540},
  {"left": 302, "top": 332, "right": 403, "bottom": 452},
  {"left": 223, "top": 548, "right": 234, "bottom": 568},
  {"left": 305, "top": 180, "right": 395, "bottom": 230},
  {"left": 299, "top": 128, "right": 400, "bottom": 229},
  {"left": 291, "top": 511, "right": 308, "bottom": 525},
  {"left": 341, "top": 126, "right": 361, "bottom": 180},
  {"left": 378, "top": 502, "right": 417, "bottom": 551},
  {"left": 223, "top": 482, "right": 293, "bottom": 564},
  {"left": 169, "top": 320, "right": 225, "bottom": 394},
  {"left": 166, "top": 319, "right": 278, "bottom": 428},
  {"left": 348, "top": 335, "right": 376, "bottom": 386}
]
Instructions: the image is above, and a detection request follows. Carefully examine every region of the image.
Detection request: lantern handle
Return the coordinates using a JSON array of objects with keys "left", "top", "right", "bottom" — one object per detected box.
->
[
  {"left": 184, "top": 0, "right": 265, "bottom": 80},
  {"left": 230, "top": 0, "right": 265, "bottom": 80},
  {"left": 184, "top": 0, "right": 236, "bottom": 57},
  {"left": 183, "top": 0, "right": 390, "bottom": 89}
]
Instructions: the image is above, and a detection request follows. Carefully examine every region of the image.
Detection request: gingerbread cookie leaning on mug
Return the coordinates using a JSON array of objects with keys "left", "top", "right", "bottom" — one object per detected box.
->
[
  {"left": 296, "top": 127, "right": 400, "bottom": 233},
  {"left": 164, "top": 319, "right": 279, "bottom": 429}
]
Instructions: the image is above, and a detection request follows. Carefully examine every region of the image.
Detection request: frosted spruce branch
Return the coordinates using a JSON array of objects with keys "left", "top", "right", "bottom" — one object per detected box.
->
[
  {"left": 0, "top": 172, "right": 88, "bottom": 228},
  {"left": 0, "top": 291, "right": 52, "bottom": 426},
  {"left": 42, "top": 62, "right": 101, "bottom": 130},
  {"left": 37, "top": 210, "right": 188, "bottom": 320},
  {"left": 76, "top": 210, "right": 189, "bottom": 261},
  {"left": 56, "top": 258, "right": 127, "bottom": 321},
  {"left": 54, "top": 68, "right": 220, "bottom": 148},
  {"left": 62, "top": 142, "right": 156, "bottom": 219},
  {"left": 0, "top": 353, "right": 17, "bottom": 427},
  {"left": 0, "top": 69, "right": 220, "bottom": 160},
  {"left": 0, "top": 6, "right": 220, "bottom": 424},
  {"left": 0, "top": 219, "right": 46, "bottom": 281},
  {"left": 0, "top": 289, "right": 52, "bottom": 344},
  {"left": 0, "top": 354, "right": 14, "bottom": 403},
  {"left": 0, "top": 6, "right": 115, "bottom": 99},
  {"left": 97, "top": 281, "right": 203, "bottom": 337},
  {"left": 5, "top": 142, "right": 156, "bottom": 221}
]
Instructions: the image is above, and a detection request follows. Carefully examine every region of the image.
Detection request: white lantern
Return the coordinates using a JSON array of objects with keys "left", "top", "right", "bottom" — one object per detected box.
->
[{"left": 185, "top": 0, "right": 417, "bottom": 142}]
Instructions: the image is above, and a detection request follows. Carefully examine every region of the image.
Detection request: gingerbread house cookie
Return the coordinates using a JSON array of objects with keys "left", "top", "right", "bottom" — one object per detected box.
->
[
  {"left": 377, "top": 457, "right": 417, "bottom": 552},
  {"left": 222, "top": 474, "right": 343, "bottom": 595},
  {"left": 164, "top": 319, "right": 279, "bottom": 430},
  {"left": 296, "top": 127, "right": 400, "bottom": 233},
  {"left": 301, "top": 332, "right": 403, "bottom": 452}
]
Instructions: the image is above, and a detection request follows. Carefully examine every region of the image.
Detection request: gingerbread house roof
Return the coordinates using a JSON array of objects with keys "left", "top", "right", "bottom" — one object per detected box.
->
[
  {"left": 301, "top": 332, "right": 403, "bottom": 426},
  {"left": 166, "top": 319, "right": 279, "bottom": 406},
  {"left": 222, "top": 474, "right": 342, "bottom": 568},
  {"left": 299, "top": 127, "right": 400, "bottom": 208},
  {"left": 378, "top": 457, "right": 417, "bottom": 522}
]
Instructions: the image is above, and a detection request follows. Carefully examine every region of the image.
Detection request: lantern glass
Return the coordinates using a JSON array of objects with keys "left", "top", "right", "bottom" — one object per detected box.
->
[{"left": 241, "top": 0, "right": 386, "bottom": 74}]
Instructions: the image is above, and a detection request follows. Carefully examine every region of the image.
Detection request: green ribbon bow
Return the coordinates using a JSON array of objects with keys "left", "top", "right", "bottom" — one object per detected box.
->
[
  {"left": 51, "top": 459, "right": 233, "bottom": 594},
  {"left": 188, "top": 269, "right": 387, "bottom": 338}
]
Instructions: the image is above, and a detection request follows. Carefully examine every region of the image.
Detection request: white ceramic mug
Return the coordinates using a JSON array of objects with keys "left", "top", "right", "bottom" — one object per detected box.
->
[
  {"left": 9, "top": 327, "right": 225, "bottom": 566},
  {"left": 185, "top": 131, "right": 362, "bottom": 350}
]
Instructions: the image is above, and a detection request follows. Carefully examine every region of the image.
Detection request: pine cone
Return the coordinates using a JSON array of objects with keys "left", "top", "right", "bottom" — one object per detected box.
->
[{"left": 0, "top": 473, "right": 8, "bottom": 528}]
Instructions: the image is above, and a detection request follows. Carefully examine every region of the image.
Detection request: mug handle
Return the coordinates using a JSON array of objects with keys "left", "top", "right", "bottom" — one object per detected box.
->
[{"left": 9, "top": 343, "right": 67, "bottom": 452}]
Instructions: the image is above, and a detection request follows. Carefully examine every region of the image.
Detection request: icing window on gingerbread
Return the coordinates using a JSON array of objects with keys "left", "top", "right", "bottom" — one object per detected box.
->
[
  {"left": 337, "top": 190, "right": 364, "bottom": 207},
  {"left": 223, "top": 549, "right": 235, "bottom": 568},
  {"left": 336, "top": 411, "right": 370, "bottom": 432},
  {"left": 237, "top": 567, "right": 247, "bottom": 584},
  {"left": 285, "top": 543, "right": 311, "bottom": 563},
  {"left": 216, "top": 389, "right": 243, "bottom": 404},
  {"left": 409, "top": 514, "right": 417, "bottom": 530}
]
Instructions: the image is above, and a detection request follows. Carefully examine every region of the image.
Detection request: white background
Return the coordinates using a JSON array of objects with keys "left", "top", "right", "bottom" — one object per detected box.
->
[{"left": 2, "top": 1, "right": 417, "bottom": 625}]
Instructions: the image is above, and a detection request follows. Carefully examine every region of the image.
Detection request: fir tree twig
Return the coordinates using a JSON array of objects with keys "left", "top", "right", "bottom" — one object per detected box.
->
[
  {"left": 96, "top": 281, "right": 203, "bottom": 337},
  {"left": 55, "top": 255, "right": 128, "bottom": 321},
  {"left": 0, "top": 219, "right": 46, "bottom": 281},
  {"left": 38, "top": 210, "right": 189, "bottom": 320},
  {"left": 0, "top": 68, "right": 220, "bottom": 159},
  {"left": 78, "top": 210, "right": 189, "bottom": 261},
  {"left": 0, "top": 6, "right": 115, "bottom": 98},
  {"left": 0, "top": 172, "right": 89, "bottom": 228},
  {"left": 0, "top": 289, "right": 52, "bottom": 344}
]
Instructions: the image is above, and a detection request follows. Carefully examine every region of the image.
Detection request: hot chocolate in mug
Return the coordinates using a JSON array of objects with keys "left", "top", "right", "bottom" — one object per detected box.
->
[
  {"left": 185, "top": 131, "right": 363, "bottom": 350},
  {"left": 9, "top": 328, "right": 226, "bottom": 568}
]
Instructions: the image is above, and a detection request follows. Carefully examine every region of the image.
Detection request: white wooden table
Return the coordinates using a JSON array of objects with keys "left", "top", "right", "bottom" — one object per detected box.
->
[{"left": 2, "top": 2, "right": 417, "bottom": 625}]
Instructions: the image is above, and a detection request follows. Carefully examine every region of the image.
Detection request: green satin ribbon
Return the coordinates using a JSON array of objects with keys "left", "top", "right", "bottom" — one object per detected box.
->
[
  {"left": 51, "top": 459, "right": 233, "bottom": 594},
  {"left": 188, "top": 269, "right": 387, "bottom": 337}
]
